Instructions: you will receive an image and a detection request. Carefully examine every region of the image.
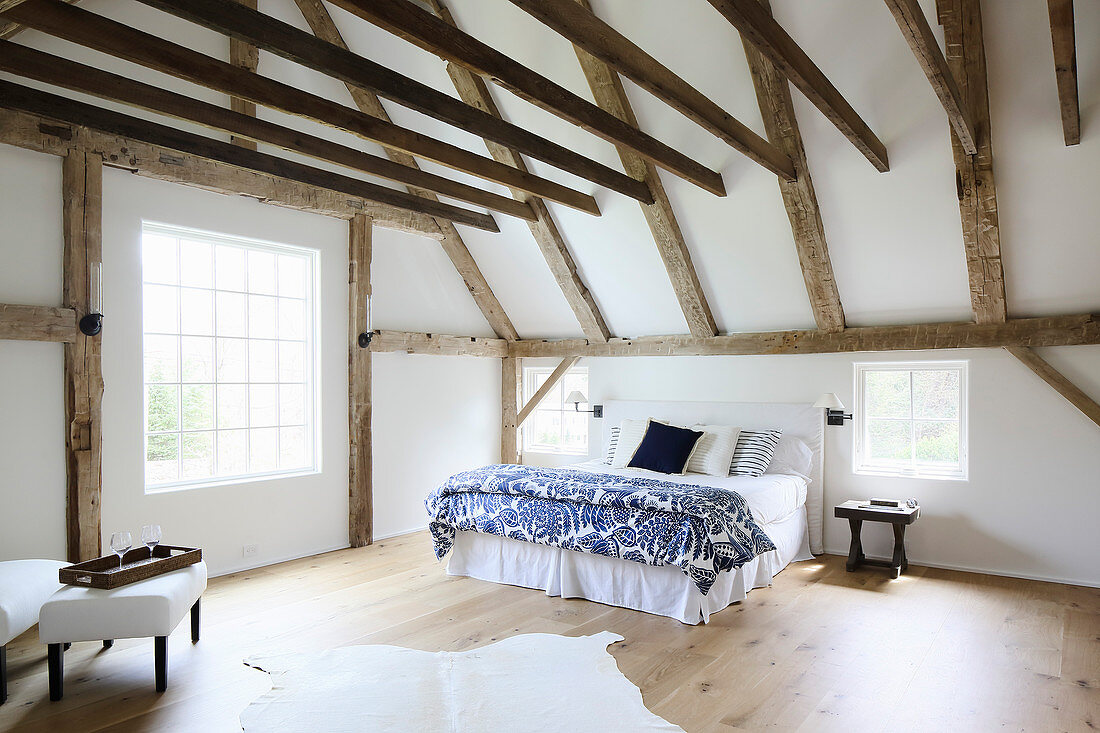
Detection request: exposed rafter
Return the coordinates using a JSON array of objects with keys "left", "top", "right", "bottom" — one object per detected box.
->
[
  {"left": 743, "top": 0, "right": 845, "bottom": 333},
  {"left": 1006, "top": 347, "right": 1100, "bottom": 429},
  {"left": 571, "top": 2, "right": 718, "bottom": 338},
  {"left": 0, "top": 41, "right": 538, "bottom": 223},
  {"left": 884, "top": 0, "right": 977, "bottom": 154},
  {"left": 706, "top": 0, "right": 889, "bottom": 172},
  {"left": 292, "top": 0, "right": 519, "bottom": 342},
  {"left": 517, "top": 357, "right": 581, "bottom": 426},
  {"left": 323, "top": 0, "right": 725, "bottom": 196},
  {"left": 2, "top": 0, "right": 600, "bottom": 216},
  {"left": 938, "top": 0, "right": 1007, "bottom": 324},
  {"left": 1046, "top": 0, "right": 1080, "bottom": 146},
  {"left": 507, "top": 0, "right": 794, "bottom": 181},
  {"left": 0, "top": 80, "right": 501, "bottom": 231},
  {"left": 124, "top": 0, "right": 646, "bottom": 207},
  {"left": 228, "top": 0, "right": 259, "bottom": 151}
]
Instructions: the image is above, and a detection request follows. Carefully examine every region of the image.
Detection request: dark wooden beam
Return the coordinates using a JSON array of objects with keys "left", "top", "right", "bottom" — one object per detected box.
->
[
  {"left": 2, "top": 0, "right": 601, "bottom": 216},
  {"left": 1046, "top": 0, "right": 1080, "bottom": 146},
  {"left": 228, "top": 0, "right": 259, "bottom": 151},
  {"left": 706, "top": 0, "right": 890, "bottom": 172},
  {"left": 322, "top": 0, "right": 726, "bottom": 196},
  {"left": 0, "top": 41, "right": 538, "bottom": 223},
  {"left": 510, "top": 0, "right": 794, "bottom": 181},
  {"left": 884, "top": 0, "right": 978, "bottom": 154},
  {"left": 122, "top": 0, "right": 647, "bottom": 206},
  {"left": 743, "top": 0, "right": 845, "bottom": 333},
  {"left": 0, "top": 80, "right": 501, "bottom": 232}
]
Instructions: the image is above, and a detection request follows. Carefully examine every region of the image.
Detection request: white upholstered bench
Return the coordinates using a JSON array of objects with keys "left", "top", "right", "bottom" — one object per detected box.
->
[
  {"left": 0, "top": 559, "right": 68, "bottom": 704},
  {"left": 38, "top": 561, "right": 207, "bottom": 700}
]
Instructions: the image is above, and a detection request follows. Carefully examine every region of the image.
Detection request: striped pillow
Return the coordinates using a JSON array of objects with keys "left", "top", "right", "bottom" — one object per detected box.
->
[
  {"left": 729, "top": 429, "right": 783, "bottom": 477},
  {"left": 603, "top": 426, "right": 620, "bottom": 465}
]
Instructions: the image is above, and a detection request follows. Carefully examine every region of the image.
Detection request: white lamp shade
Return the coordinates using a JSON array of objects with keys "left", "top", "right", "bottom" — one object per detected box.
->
[
  {"left": 565, "top": 390, "right": 588, "bottom": 405},
  {"left": 813, "top": 393, "right": 845, "bottom": 410}
]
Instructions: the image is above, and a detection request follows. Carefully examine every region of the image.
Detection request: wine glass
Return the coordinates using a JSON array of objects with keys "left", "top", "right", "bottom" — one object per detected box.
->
[
  {"left": 110, "top": 531, "right": 133, "bottom": 571},
  {"left": 141, "top": 524, "right": 162, "bottom": 558}
]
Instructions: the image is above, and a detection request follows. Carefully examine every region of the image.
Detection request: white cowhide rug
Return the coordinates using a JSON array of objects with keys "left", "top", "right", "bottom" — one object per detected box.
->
[{"left": 240, "top": 631, "right": 683, "bottom": 732}]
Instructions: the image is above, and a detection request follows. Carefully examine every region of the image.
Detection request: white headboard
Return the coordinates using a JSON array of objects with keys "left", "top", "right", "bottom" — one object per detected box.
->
[{"left": 599, "top": 400, "right": 824, "bottom": 554}]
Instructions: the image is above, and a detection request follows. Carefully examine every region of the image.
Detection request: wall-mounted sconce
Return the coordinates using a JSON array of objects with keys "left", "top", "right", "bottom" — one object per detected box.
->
[
  {"left": 814, "top": 393, "right": 852, "bottom": 426},
  {"left": 566, "top": 391, "right": 603, "bottom": 418},
  {"left": 357, "top": 293, "right": 373, "bottom": 348},
  {"left": 79, "top": 262, "right": 103, "bottom": 336}
]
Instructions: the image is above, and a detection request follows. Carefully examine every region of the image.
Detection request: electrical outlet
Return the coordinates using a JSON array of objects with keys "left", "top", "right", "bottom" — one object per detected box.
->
[{"left": 242, "top": 544, "right": 258, "bottom": 558}]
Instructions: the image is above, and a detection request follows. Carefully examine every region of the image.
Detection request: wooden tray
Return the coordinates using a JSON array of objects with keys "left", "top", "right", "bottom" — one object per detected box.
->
[{"left": 59, "top": 545, "right": 202, "bottom": 590}]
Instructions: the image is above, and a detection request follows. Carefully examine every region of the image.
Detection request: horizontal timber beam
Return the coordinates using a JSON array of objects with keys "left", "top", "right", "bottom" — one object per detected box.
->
[
  {"left": 0, "top": 303, "right": 77, "bottom": 342},
  {"left": 508, "top": 315, "right": 1100, "bottom": 357},
  {"left": 324, "top": 0, "right": 726, "bottom": 196},
  {"left": 0, "top": 41, "right": 537, "bottom": 223},
  {"left": 369, "top": 331, "right": 509, "bottom": 358},
  {"left": 0, "top": 107, "right": 447, "bottom": 237},
  {"left": 3, "top": 0, "right": 600, "bottom": 216},
  {"left": 0, "top": 80, "right": 501, "bottom": 232}
]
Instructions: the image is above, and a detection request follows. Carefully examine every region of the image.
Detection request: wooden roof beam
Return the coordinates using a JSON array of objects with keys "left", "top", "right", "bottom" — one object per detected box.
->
[
  {"left": 1046, "top": 0, "right": 1081, "bottom": 146},
  {"left": 123, "top": 0, "right": 644, "bottom": 207},
  {"left": 0, "top": 80, "right": 501, "bottom": 231},
  {"left": 0, "top": 41, "right": 538, "bottom": 223},
  {"left": 516, "top": 357, "right": 581, "bottom": 426},
  {"left": 2, "top": 0, "right": 600, "bottom": 217},
  {"left": 228, "top": 0, "right": 259, "bottom": 151},
  {"left": 507, "top": 0, "right": 794, "bottom": 181},
  {"left": 884, "top": 0, "right": 977, "bottom": 154},
  {"left": 707, "top": 0, "right": 890, "bottom": 172},
  {"left": 1006, "top": 347, "right": 1100, "bottom": 429},
  {"left": 323, "top": 0, "right": 726, "bottom": 196}
]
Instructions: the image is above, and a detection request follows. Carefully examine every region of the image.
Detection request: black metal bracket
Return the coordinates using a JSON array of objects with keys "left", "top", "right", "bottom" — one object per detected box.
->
[
  {"left": 78, "top": 313, "right": 102, "bottom": 336},
  {"left": 826, "top": 408, "right": 853, "bottom": 426},
  {"left": 357, "top": 331, "right": 373, "bottom": 349},
  {"left": 592, "top": 404, "right": 603, "bottom": 419}
]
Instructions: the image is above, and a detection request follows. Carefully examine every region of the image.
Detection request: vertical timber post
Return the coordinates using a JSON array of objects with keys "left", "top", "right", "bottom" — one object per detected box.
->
[
  {"left": 501, "top": 356, "right": 521, "bottom": 464},
  {"left": 62, "top": 150, "right": 104, "bottom": 562},
  {"left": 349, "top": 214, "right": 373, "bottom": 547}
]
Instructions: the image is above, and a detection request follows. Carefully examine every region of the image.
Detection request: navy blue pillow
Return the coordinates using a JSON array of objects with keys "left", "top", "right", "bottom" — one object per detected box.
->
[{"left": 627, "top": 421, "right": 703, "bottom": 474}]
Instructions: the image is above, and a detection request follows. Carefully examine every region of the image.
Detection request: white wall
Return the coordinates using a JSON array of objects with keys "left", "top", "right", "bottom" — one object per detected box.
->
[{"left": 583, "top": 348, "right": 1100, "bottom": 587}]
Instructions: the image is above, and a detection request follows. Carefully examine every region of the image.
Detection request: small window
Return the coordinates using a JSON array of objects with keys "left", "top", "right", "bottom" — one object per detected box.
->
[
  {"left": 854, "top": 361, "right": 968, "bottom": 480},
  {"left": 522, "top": 366, "right": 589, "bottom": 455},
  {"left": 141, "top": 223, "right": 319, "bottom": 491}
]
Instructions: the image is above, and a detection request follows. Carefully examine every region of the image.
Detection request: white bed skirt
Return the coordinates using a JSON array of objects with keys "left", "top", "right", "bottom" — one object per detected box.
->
[{"left": 447, "top": 507, "right": 813, "bottom": 625}]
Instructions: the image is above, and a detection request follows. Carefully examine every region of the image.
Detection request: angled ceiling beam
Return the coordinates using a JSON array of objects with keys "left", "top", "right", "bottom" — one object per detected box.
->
[
  {"left": 428, "top": 0, "right": 611, "bottom": 342},
  {"left": 2, "top": 0, "right": 600, "bottom": 217},
  {"left": 517, "top": 356, "right": 581, "bottom": 426},
  {"left": 571, "top": 3, "right": 717, "bottom": 338},
  {"left": 937, "top": 0, "right": 1007, "bottom": 324},
  {"left": 323, "top": 0, "right": 726, "bottom": 196},
  {"left": 743, "top": 0, "right": 845, "bottom": 333},
  {"left": 0, "top": 0, "right": 75, "bottom": 38},
  {"left": 884, "top": 0, "right": 977, "bottom": 154},
  {"left": 0, "top": 41, "right": 537, "bottom": 223},
  {"left": 293, "top": 0, "right": 519, "bottom": 342},
  {"left": 508, "top": 0, "right": 794, "bottom": 181},
  {"left": 706, "top": 0, "right": 889, "bottom": 172},
  {"left": 1046, "top": 0, "right": 1080, "bottom": 146},
  {"left": 0, "top": 80, "right": 500, "bottom": 231},
  {"left": 1006, "top": 347, "right": 1100, "bottom": 429},
  {"left": 228, "top": 0, "right": 259, "bottom": 151},
  {"left": 124, "top": 0, "right": 645, "bottom": 206}
]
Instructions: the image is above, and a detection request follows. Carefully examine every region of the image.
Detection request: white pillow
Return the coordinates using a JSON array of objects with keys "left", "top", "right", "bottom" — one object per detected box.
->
[
  {"left": 686, "top": 424, "right": 741, "bottom": 476},
  {"left": 611, "top": 418, "right": 664, "bottom": 468},
  {"left": 765, "top": 435, "right": 813, "bottom": 478}
]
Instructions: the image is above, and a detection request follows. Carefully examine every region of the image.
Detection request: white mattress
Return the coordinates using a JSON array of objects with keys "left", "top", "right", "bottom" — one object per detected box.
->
[{"left": 567, "top": 459, "right": 808, "bottom": 525}]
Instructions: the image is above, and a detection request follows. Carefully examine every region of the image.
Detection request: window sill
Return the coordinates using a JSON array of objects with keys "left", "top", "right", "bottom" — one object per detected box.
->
[
  {"left": 145, "top": 468, "right": 321, "bottom": 494},
  {"left": 523, "top": 449, "right": 588, "bottom": 458},
  {"left": 853, "top": 467, "right": 968, "bottom": 482}
]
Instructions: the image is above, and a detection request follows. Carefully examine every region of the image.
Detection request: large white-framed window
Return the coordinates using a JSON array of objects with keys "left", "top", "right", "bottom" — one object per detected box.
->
[
  {"left": 521, "top": 366, "right": 589, "bottom": 455},
  {"left": 141, "top": 223, "right": 320, "bottom": 492},
  {"left": 854, "top": 361, "right": 968, "bottom": 480}
]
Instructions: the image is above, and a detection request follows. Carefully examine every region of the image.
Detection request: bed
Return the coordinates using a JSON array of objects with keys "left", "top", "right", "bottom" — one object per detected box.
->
[{"left": 432, "top": 400, "right": 824, "bottom": 624}]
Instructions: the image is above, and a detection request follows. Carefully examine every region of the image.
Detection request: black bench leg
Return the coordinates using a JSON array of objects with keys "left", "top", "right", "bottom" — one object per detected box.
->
[
  {"left": 48, "top": 643, "right": 63, "bottom": 701},
  {"left": 846, "top": 518, "right": 864, "bottom": 571},
  {"left": 154, "top": 636, "right": 167, "bottom": 693},
  {"left": 891, "top": 524, "right": 907, "bottom": 579},
  {"left": 1, "top": 644, "right": 7, "bottom": 705},
  {"left": 190, "top": 599, "right": 201, "bottom": 643},
  {"left": 62, "top": 643, "right": 71, "bottom": 651},
  {"left": 103, "top": 640, "right": 114, "bottom": 649}
]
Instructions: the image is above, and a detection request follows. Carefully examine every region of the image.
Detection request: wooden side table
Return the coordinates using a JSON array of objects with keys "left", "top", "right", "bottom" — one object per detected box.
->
[{"left": 834, "top": 500, "right": 920, "bottom": 579}]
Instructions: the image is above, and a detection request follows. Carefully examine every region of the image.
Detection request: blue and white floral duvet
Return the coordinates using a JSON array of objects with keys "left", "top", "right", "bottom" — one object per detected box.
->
[{"left": 425, "top": 464, "right": 776, "bottom": 596}]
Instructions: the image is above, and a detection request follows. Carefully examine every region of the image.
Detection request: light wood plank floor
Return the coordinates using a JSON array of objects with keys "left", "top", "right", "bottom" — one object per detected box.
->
[{"left": 1, "top": 532, "right": 1096, "bottom": 732}]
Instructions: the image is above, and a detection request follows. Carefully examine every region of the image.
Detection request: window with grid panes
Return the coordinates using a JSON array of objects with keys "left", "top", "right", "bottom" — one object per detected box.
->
[
  {"left": 141, "top": 224, "right": 318, "bottom": 490},
  {"left": 521, "top": 366, "right": 589, "bottom": 455}
]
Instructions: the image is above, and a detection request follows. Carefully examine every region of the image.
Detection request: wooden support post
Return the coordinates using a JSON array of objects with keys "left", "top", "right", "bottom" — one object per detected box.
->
[
  {"left": 348, "top": 214, "right": 373, "bottom": 547},
  {"left": 516, "top": 356, "right": 580, "bottom": 426},
  {"left": 1046, "top": 0, "right": 1080, "bottom": 146},
  {"left": 229, "top": 0, "right": 259, "bottom": 150},
  {"left": 938, "top": 0, "right": 1007, "bottom": 324},
  {"left": 1005, "top": 347, "right": 1100, "bottom": 429},
  {"left": 501, "top": 356, "right": 521, "bottom": 464},
  {"left": 62, "top": 150, "right": 103, "bottom": 562}
]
